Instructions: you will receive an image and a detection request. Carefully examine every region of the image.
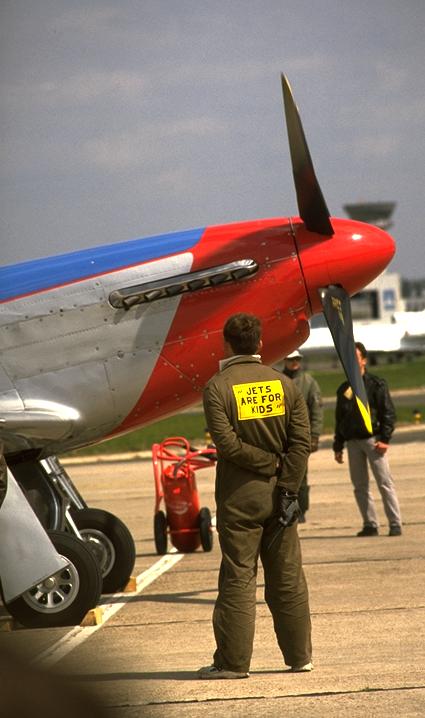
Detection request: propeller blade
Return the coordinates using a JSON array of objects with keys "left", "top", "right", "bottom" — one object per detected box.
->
[
  {"left": 319, "top": 285, "right": 372, "bottom": 434},
  {"left": 281, "top": 74, "right": 334, "bottom": 236}
]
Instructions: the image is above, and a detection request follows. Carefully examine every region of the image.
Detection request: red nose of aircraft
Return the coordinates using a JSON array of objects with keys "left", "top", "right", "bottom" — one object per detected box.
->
[{"left": 295, "top": 217, "right": 396, "bottom": 315}]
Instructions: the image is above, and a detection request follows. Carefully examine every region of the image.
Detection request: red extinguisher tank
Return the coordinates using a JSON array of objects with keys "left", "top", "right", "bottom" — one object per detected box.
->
[
  {"left": 152, "top": 437, "right": 216, "bottom": 555},
  {"left": 162, "top": 463, "right": 201, "bottom": 552}
]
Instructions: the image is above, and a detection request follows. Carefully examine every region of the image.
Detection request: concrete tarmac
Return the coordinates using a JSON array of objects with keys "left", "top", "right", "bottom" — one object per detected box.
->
[{"left": 1, "top": 432, "right": 424, "bottom": 717}]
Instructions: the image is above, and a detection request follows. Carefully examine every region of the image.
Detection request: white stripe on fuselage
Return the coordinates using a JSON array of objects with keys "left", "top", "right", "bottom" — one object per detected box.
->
[{"left": 0, "top": 253, "right": 193, "bottom": 453}]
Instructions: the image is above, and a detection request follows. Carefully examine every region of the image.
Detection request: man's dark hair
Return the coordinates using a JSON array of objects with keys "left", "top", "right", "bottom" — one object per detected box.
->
[
  {"left": 223, "top": 313, "right": 262, "bottom": 355},
  {"left": 355, "top": 341, "right": 368, "bottom": 359}
]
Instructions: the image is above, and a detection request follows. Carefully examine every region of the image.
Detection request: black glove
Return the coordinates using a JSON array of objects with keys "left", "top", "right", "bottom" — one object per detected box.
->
[{"left": 277, "top": 488, "right": 300, "bottom": 528}]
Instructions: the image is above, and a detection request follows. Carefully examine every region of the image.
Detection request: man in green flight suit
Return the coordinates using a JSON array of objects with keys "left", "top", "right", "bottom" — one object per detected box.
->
[{"left": 198, "top": 313, "right": 313, "bottom": 679}]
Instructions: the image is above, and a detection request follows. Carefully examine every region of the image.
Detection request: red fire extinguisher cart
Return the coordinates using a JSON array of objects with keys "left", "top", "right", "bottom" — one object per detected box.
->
[{"left": 151, "top": 436, "right": 217, "bottom": 554}]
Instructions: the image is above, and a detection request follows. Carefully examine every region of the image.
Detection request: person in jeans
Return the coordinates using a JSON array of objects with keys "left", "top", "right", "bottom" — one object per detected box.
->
[{"left": 333, "top": 342, "right": 402, "bottom": 537}]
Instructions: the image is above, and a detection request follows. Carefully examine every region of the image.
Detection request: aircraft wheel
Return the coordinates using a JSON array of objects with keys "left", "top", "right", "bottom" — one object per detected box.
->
[
  {"left": 5, "top": 530, "right": 102, "bottom": 628},
  {"left": 154, "top": 510, "right": 168, "bottom": 554},
  {"left": 199, "top": 507, "right": 213, "bottom": 552},
  {"left": 70, "top": 508, "right": 136, "bottom": 593}
]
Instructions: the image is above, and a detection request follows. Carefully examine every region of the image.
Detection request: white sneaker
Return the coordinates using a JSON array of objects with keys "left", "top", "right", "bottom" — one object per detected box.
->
[
  {"left": 197, "top": 664, "right": 249, "bottom": 679},
  {"left": 291, "top": 662, "right": 313, "bottom": 672}
]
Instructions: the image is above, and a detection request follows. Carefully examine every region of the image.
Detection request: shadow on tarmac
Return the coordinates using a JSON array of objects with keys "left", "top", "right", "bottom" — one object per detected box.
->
[
  {"left": 0, "top": 646, "right": 109, "bottom": 718},
  {"left": 73, "top": 667, "right": 297, "bottom": 682}
]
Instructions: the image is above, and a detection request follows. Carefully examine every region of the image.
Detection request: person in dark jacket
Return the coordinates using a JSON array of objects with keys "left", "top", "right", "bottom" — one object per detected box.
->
[
  {"left": 198, "top": 313, "right": 312, "bottom": 679},
  {"left": 283, "top": 350, "right": 323, "bottom": 522},
  {"left": 333, "top": 342, "right": 402, "bottom": 537}
]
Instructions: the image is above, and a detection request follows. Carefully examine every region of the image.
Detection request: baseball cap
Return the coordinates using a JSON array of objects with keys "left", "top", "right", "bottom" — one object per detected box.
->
[{"left": 285, "top": 350, "right": 303, "bottom": 359}]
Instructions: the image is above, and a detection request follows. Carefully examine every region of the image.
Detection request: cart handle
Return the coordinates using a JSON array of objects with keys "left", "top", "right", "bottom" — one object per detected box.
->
[{"left": 171, "top": 448, "right": 217, "bottom": 477}]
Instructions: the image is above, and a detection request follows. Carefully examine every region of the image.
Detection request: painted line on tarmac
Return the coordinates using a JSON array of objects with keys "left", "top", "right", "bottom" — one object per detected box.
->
[{"left": 36, "top": 549, "right": 184, "bottom": 668}]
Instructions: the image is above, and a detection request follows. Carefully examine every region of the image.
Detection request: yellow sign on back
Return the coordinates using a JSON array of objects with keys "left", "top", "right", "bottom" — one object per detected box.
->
[{"left": 232, "top": 380, "right": 285, "bottom": 421}]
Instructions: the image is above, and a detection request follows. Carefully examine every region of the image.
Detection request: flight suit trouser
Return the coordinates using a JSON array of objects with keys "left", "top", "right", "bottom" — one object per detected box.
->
[{"left": 213, "top": 473, "right": 312, "bottom": 673}]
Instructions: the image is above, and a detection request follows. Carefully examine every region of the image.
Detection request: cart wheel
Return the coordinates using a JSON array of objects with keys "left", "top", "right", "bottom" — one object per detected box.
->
[
  {"left": 199, "top": 507, "right": 213, "bottom": 552},
  {"left": 5, "top": 530, "right": 102, "bottom": 628},
  {"left": 70, "top": 507, "right": 136, "bottom": 593},
  {"left": 154, "top": 510, "right": 168, "bottom": 554}
]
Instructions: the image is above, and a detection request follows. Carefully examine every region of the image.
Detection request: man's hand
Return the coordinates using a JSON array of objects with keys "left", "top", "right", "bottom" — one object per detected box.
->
[
  {"left": 334, "top": 451, "right": 344, "bottom": 464},
  {"left": 277, "top": 488, "right": 300, "bottom": 528},
  {"left": 310, "top": 435, "right": 319, "bottom": 453},
  {"left": 374, "top": 441, "right": 389, "bottom": 455}
]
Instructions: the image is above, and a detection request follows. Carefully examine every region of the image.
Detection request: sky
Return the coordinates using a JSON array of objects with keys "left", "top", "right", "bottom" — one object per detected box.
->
[{"left": 1, "top": 1, "right": 424, "bottom": 279}]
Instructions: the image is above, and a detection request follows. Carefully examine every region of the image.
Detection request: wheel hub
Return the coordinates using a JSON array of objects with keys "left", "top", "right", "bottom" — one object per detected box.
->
[
  {"left": 79, "top": 529, "right": 116, "bottom": 578},
  {"left": 23, "top": 563, "right": 80, "bottom": 613},
  {"left": 42, "top": 576, "right": 57, "bottom": 590}
]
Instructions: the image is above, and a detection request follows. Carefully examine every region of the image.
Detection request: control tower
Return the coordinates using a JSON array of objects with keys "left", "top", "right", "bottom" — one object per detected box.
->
[{"left": 343, "top": 201, "right": 396, "bottom": 231}]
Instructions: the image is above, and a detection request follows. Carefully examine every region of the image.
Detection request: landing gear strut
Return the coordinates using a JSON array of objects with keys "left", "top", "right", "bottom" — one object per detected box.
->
[{"left": 7, "top": 455, "right": 136, "bottom": 602}]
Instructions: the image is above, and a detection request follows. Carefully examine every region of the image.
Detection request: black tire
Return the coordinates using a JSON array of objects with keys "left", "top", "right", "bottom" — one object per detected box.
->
[
  {"left": 70, "top": 507, "right": 136, "bottom": 593},
  {"left": 154, "top": 510, "right": 168, "bottom": 555},
  {"left": 199, "top": 507, "right": 213, "bottom": 552},
  {"left": 5, "top": 530, "right": 102, "bottom": 628}
]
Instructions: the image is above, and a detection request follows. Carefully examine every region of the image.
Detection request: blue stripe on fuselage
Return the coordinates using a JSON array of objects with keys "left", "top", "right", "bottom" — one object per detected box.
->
[{"left": 0, "top": 227, "right": 204, "bottom": 302}]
